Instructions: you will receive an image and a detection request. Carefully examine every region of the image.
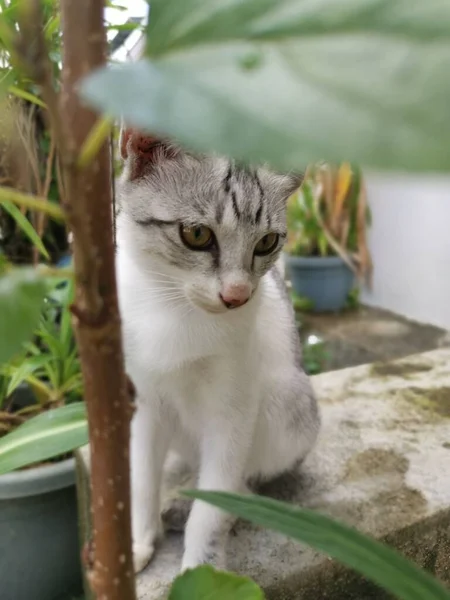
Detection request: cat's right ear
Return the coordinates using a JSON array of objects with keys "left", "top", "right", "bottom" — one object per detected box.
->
[{"left": 119, "top": 127, "right": 181, "bottom": 181}]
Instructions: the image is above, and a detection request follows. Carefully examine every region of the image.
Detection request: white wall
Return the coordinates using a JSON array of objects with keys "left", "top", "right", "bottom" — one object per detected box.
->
[{"left": 362, "top": 173, "right": 450, "bottom": 331}]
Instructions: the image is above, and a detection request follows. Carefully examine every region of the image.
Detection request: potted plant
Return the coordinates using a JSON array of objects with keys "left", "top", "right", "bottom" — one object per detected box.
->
[
  {"left": 284, "top": 162, "right": 373, "bottom": 313},
  {"left": 0, "top": 276, "right": 88, "bottom": 600}
]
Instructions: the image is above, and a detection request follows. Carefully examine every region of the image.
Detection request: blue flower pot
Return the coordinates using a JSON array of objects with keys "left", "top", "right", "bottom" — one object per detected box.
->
[{"left": 285, "top": 254, "right": 355, "bottom": 313}]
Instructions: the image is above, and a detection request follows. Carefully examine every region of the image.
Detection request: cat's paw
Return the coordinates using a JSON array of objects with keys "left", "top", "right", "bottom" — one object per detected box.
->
[
  {"left": 181, "top": 542, "right": 226, "bottom": 573},
  {"left": 161, "top": 495, "right": 193, "bottom": 532},
  {"left": 132, "top": 521, "right": 163, "bottom": 574},
  {"left": 133, "top": 541, "right": 156, "bottom": 574}
]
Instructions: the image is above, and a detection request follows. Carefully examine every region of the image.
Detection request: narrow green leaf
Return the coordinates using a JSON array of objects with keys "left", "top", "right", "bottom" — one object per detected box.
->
[
  {"left": 7, "top": 85, "right": 47, "bottom": 109},
  {"left": 4, "top": 354, "right": 52, "bottom": 397},
  {"left": 185, "top": 491, "right": 450, "bottom": 600},
  {"left": 168, "top": 565, "right": 264, "bottom": 600},
  {"left": 0, "top": 402, "right": 88, "bottom": 475},
  {"left": 0, "top": 269, "right": 47, "bottom": 364},
  {"left": 1, "top": 200, "right": 49, "bottom": 259},
  {"left": 81, "top": 0, "right": 450, "bottom": 172}
]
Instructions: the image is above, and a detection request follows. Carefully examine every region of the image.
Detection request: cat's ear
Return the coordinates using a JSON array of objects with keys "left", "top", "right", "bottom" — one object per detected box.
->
[
  {"left": 281, "top": 172, "right": 304, "bottom": 198},
  {"left": 119, "top": 126, "right": 181, "bottom": 181},
  {"left": 258, "top": 169, "right": 304, "bottom": 200}
]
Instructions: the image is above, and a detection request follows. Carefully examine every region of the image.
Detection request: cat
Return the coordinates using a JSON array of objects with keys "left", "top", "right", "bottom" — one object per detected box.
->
[{"left": 115, "top": 128, "right": 320, "bottom": 574}]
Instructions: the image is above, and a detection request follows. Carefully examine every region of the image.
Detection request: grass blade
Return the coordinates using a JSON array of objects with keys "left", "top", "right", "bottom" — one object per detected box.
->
[
  {"left": 184, "top": 491, "right": 450, "bottom": 600},
  {"left": 1, "top": 200, "right": 49, "bottom": 259}
]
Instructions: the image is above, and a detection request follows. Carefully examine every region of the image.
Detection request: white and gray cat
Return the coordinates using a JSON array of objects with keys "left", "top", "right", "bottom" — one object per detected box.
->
[{"left": 115, "top": 129, "right": 320, "bottom": 574}]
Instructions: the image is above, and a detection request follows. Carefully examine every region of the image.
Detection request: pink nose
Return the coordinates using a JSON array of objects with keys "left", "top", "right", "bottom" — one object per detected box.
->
[{"left": 220, "top": 283, "right": 251, "bottom": 308}]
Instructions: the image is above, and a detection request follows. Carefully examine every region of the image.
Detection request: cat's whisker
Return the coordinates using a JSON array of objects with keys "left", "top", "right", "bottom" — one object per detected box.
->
[{"left": 145, "top": 270, "right": 181, "bottom": 281}]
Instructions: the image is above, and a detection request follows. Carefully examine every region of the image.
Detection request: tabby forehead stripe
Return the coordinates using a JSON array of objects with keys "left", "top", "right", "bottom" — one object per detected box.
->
[
  {"left": 134, "top": 217, "right": 177, "bottom": 227},
  {"left": 231, "top": 191, "right": 241, "bottom": 221},
  {"left": 223, "top": 163, "right": 233, "bottom": 193},
  {"left": 254, "top": 171, "right": 264, "bottom": 225},
  {"left": 254, "top": 171, "right": 264, "bottom": 199},
  {"left": 215, "top": 197, "right": 225, "bottom": 224},
  {"left": 255, "top": 201, "right": 263, "bottom": 225}
]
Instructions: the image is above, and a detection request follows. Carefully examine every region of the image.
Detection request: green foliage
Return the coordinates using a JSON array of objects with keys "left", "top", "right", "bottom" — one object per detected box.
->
[
  {"left": 0, "top": 274, "right": 86, "bottom": 473},
  {"left": 0, "top": 0, "right": 61, "bottom": 90},
  {"left": 290, "top": 289, "right": 314, "bottom": 312},
  {"left": 184, "top": 491, "right": 450, "bottom": 600},
  {"left": 0, "top": 275, "right": 82, "bottom": 404},
  {"left": 82, "top": 0, "right": 450, "bottom": 173},
  {"left": 16, "top": 277, "right": 83, "bottom": 405},
  {"left": 0, "top": 401, "right": 88, "bottom": 475},
  {"left": 1, "top": 199, "right": 49, "bottom": 259},
  {"left": 302, "top": 335, "right": 328, "bottom": 375},
  {"left": 168, "top": 565, "right": 264, "bottom": 600},
  {"left": 0, "top": 267, "right": 46, "bottom": 365},
  {"left": 286, "top": 179, "right": 328, "bottom": 257},
  {"left": 346, "top": 287, "right": 361, "bottom": 310}
]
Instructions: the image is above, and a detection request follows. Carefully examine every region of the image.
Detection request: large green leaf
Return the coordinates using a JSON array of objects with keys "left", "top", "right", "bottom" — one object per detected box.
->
[
  {"left": 168, "top": 565, "right": 264, "bottom": 600},
  {"left": 185, "top": 491, "right": 450, "bottom": 600},
  {"left": 81, "top": 0, "right": 450, "bottom": 172},
  {"left": 0, "top": 402, "right": 88, "bottom": 475},
  {"left": 1, "top": 200, "right": 49, "bottom": 259},
  {"left": 145, "top": 0, "right": 450, "bottom": 56},
  {"left": 0, "top": 269, "right": 47, "bottom": 364}
]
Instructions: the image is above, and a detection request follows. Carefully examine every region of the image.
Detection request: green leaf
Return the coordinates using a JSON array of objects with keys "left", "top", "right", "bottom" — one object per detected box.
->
[
  {"left": 7, "top": 85, "right": 47, "bottom": 109},
  {"left": 0, "top": 402, "right": 88, "bottom": 475},
  {"left": 184, "top": 491, "right": 450, "bottom": 600},
  {"left": 145, "top": 0, "right": 450, "bottom": 56},
  {"left": 290, "top": 290, "right": 314, "bottom": 311},
  {"left": 168, "top": 565, "right": 264, "bottom": 600},
  {"left": 0, "top": 269, "right": 47, "bottom": 365},
  {"left": 81, "top": 0, "right": 450, "bottom": 172},
  {"left": 1, "top": 200, "right": 49, "bottom": 259},
  {"left": 4, "top": 354, "right": 52, "bottom": 397}
]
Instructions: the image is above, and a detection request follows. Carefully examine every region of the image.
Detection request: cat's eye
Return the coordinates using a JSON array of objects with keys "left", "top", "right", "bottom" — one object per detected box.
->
[
  {"left": 254, "top": 233, "right": 279, "bottom": 256},
  {"left": 180, "top": 225, "right": 214, "bottom": 250}
]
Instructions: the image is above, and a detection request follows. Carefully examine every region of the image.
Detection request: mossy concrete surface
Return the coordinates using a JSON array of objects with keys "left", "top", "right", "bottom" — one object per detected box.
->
[
  {"left": 132, "top": 349, "right": 450, "bottom": 599},
  {"left": 300, "top": 305, "right": 450, "bottom": 372},
  {"left": 80, "top": 349, "right": 450, "bottom": 599}
]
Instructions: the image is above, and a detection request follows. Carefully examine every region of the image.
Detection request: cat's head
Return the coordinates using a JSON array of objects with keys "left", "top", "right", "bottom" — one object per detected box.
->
[{"left": 117, "top": 128, "right": 302, "bottom": 314}]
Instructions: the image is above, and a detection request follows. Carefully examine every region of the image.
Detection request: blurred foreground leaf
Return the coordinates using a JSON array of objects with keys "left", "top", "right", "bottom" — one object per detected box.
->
[
  {"left": 185, "top": 491, "right": 450, "bottom": 600},
  {"left": 82, "top": 0, "right": 450, "bottom": 172},
  {"left": 0, "top": 269, "right": 46, "bottom": 364},
  {"left": 168, "top": 565, "right": 264, "bottom": 600}
]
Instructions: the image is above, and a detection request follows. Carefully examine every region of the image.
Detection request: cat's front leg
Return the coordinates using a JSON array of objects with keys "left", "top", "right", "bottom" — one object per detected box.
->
[
  {"left": 181, "top": 402, "right": 254, "bottom": 571},
  {"left": 131, "top": 396, "right": 170, "bottom": 573}
]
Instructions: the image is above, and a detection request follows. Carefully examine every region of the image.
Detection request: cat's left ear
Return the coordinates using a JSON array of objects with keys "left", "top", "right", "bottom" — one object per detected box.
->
[
  {"left": 258, "top": 169, "right": 304, "bottom": 200},
  {"left": 280, "top": 172, "right": 304, "bottom": 198},
  {"left": 119, "top": 126, "right": 181, "bottom": 180}
]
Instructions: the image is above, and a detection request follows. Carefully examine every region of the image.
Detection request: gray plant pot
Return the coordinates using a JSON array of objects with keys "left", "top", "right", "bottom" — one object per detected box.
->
[
  {"left": 0, "top": 458, "right": 83, "bottom": 600},
  {"left": 285, "top": 254, "right": 355, "bottom": 313}
]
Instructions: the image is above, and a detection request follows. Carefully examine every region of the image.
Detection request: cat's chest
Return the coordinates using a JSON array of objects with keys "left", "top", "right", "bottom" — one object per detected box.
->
[{"left": 122, "top": 300, "right": 233, "bottom": 375}]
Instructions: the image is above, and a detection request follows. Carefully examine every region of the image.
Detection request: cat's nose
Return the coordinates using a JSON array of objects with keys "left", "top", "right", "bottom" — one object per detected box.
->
[{"left": 220, "top": 283, "right": 251, "bottom": 309}]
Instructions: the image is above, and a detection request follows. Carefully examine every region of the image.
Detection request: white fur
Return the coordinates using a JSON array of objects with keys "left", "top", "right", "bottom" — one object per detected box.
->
[{"left": 117, "top": 241, "right": 319, "bottom": 573}]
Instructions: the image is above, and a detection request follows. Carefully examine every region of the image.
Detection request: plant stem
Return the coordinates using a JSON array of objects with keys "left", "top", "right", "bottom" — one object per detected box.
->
[
  {"left": 58, "top": 1, "right": 137, "bottom": 597},
  {"left": 60, "top": 1, "right": 136, "bottom": 596}
]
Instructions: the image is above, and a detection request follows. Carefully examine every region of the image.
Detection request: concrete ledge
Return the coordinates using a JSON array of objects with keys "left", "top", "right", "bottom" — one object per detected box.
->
[{"left": 135, "top": 349, "right": 450, "bottom": 599}]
